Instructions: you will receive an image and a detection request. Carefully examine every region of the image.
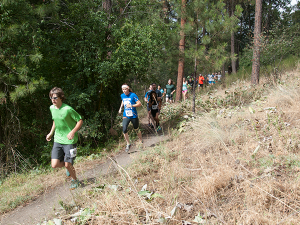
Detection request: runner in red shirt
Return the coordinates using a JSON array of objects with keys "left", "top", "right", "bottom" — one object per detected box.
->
[{"left": 198, "top": 74, "right": 205, "bottom": 89}]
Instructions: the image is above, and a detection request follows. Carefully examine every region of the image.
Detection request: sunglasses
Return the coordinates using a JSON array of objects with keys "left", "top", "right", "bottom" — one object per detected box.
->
[{"left": 50, "top": 97, "right": 59, "bottom": 100}]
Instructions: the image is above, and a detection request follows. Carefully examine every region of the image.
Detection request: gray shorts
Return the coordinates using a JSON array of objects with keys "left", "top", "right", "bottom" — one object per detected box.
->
[{"left": 51, "top": 142, "right": 77, "bottom": 164}]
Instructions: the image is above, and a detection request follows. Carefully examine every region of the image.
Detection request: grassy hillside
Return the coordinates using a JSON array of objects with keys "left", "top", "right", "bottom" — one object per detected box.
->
[
  {"left": 1, "top": 59, "right": 300, "bottom": 224},
  {"left": 44, "top": 65, "right": 300, "bottom": 224}
]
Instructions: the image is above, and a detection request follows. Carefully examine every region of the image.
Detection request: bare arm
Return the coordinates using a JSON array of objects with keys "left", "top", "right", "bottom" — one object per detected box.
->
[
  {"left": 144, "top": 95, "right": 148, "bottom": 103},
  {"left": 132, "top": 100, "right": 141, "bottom": 108},
  {"left": 118, "top": 101, "right": 124, "bottom": 114},
  {"left": 46, "top": 121, "right": 55, "bottom": 141},
  {"left": 67, "top": 119, "right": 83, "bottom": 140}
]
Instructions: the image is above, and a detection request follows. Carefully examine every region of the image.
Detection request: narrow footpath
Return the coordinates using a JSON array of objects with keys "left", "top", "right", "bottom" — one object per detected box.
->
[{"left": 0, "top": 120, "right": 169, "bottom": 225}]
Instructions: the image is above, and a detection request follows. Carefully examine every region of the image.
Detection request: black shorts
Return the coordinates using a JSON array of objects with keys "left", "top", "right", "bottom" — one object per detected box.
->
[
  {"left": 198, "top": 84, "right": 203, "bottom": 87},
  {"left": 122, "top": 117, "right": 139, "bottom": 133},
  {"left": 151, "top": 109, "right": 159, "bottom": 118},
  {"left": 51, "top": 142, "right": 77, "bottom": 164},
  {"left": 166, "top": 94, "right": 173, "bottom": 100}
]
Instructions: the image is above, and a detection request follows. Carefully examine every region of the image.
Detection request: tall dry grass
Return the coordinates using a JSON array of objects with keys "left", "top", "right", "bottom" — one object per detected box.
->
[{"left": 57, "top": 70, "right": 300, "bottom": 224}]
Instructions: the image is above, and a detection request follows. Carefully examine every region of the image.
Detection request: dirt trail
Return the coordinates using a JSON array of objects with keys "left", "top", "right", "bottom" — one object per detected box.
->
[{"left": 0, "top": 119, "right": 169, "bottom": 225}]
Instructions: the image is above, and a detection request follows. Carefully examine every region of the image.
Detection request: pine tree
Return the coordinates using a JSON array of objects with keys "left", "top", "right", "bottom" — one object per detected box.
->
[{"left": 251, "top": 0, "right": 262, "bottom": 85}]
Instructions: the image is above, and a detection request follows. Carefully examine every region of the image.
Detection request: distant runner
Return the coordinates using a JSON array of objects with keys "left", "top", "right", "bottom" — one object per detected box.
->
[
  {"left": 198, "top": 74, "right": 205, "bottom": 89},
  {"left": 165, "top": 79, "right": 176, "bottom": 103},
  {"left": 157, "top": 85, "right": 165, "bottom": 104},
  {"left": 208, "top": 73, "right": 213, "bottom": 86},
  {"left": 187, "top": 76, "right": 194, "bottom": 90},
  {"left": 46, "top": 87, "right": 83, "bottom": 190},
  {"left": 212, "top": 73, "right": 216, "bottom": 85},
  {"left": 146, "top": 83, "right": 162, "bottom": 131},
  {"left": 148, "top": 91, "right": 160, "bottom": 130},
  {"left": 119, "top": 84, "right": 143, "bottom": 152},
  {"left": 217, "top": 72, "right": 222, "bottom": 82},
  {"left": 144, "top": 84, "right": 153, "bottom": 128},
  {"left": 182, "top": 77, "right": 188, "bottom": 101}
]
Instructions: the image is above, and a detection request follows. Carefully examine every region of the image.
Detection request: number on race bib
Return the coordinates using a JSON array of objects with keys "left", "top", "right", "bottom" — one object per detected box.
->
[
  {"left": 152, "top": 105, "right": 158, "bottom": 110},
  {"left": 125, "top": 110, "right": 133, "bottom": 117}
]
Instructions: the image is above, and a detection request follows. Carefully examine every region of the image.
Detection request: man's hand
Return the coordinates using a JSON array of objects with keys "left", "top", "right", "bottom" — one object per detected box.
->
[
  {"left": 46, "top": 133, "right": 53, "bottom": 142},
  {"left": 67, "top": 131, "right": 75, "bottom": 140}
]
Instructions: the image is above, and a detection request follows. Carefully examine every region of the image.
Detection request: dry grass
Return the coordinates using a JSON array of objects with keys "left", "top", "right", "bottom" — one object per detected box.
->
[
  {"left": 3, "top": 68, "right": 300, "bottom": 224},
  {"left": 56, "top": 69, "right": 300, "bottom": 224}
]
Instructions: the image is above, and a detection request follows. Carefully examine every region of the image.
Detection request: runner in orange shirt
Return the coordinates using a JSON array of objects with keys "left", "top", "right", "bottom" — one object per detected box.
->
[{"left": 198, "top": 74, "right": 205, "bottom": 89}]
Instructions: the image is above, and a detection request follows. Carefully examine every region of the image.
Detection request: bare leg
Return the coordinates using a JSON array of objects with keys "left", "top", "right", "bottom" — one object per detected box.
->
[
  {"left": 149, "top": 114, "right": 157, "bottom": 130},
  {"left": 148, "top": 110, "right": 152, "bottom": 125},
  {"left": 51, "top": 159, "right": 65, "bottom": 168},
  {"left": 65, "top": 162, "right": 77, "bottom": 180},
  {"left": 137, "top": 131, "right": 142, "bottom": 142},
  {"left": 52, "top": 159, "right": 77, "bottom": 180},
  {"left": 154, "top": 113, "right": 159, "bottom": 127},
  {"left": 123, "top": 132, "right": 130, "bottom": 145},
  {"left": 147, "top": 111, "right": 150, "bottom": 124}
]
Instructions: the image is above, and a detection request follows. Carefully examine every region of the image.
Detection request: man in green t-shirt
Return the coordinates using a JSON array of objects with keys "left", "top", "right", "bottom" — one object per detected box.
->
[{"left": 46, "top": 87, "right": 83, "bottom": 190}]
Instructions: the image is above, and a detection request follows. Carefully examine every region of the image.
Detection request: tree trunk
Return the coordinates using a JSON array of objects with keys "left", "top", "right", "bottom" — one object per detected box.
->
[
  {"left": 103, "top": 0, "right": 112, "bottom": 13},
  {"left": 176, "top": 0, "right": 186, "bottom": 102},
  {"left": 231, "top": 0, "right": 237, "bottom": 74},
  {"left": 163, "top": 0, "right": 168, "bottom": 22},
  {"left": 193, "top": 41, "right": 197, "bottom": 113},
  {"left": 222, "top": 63, "right": 225, "bottom": 79},
  {"left": 193, "top": 14, "right": 198, "bottom": 114},
  {"left": 251, "top": 0, "right": 262, "bottom": 85}
]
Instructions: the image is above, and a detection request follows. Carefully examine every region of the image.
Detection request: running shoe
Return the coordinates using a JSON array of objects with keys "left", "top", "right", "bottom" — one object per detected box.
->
[
  {"left": 70, "top": 179, "right": 80, "bottom": 190},
  {"left": 157, "top": 126, "right": 162, "bottom": 131},
  {"left": 148, "top": 123, "right": 154, "bottom": 128},
  {"left": 125, "top": 144, "right": 131, "bottom": 153}
]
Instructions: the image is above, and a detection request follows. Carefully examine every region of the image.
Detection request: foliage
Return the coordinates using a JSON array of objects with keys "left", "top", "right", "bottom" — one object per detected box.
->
[
  {"left": 0, "top": 0, "right": 173, "bottom": 176},
  {"left": 0, "top": 0, "right": 299, "bottom": 178}
]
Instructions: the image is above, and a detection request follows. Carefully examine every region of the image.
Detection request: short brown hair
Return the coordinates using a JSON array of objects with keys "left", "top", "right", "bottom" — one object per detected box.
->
[{"left": 49, "top": 87, "right": 65, "bottom": 101}]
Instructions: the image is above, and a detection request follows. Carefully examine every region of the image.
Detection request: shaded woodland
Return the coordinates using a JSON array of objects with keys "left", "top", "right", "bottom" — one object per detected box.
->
[{"left": 1, "top": 0, "right": 300, "bottom": 176}]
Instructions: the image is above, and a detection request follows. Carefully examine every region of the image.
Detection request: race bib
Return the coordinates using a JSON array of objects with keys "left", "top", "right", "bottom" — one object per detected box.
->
[
  {"left": 152, "top": 105, "right": 158, "bottom": 110},
  {"left": 70, "top": 148, "right": 77, "bottom": 158},
  {"left": 125, "top": 110, "right": 133, "bottom": 117}
]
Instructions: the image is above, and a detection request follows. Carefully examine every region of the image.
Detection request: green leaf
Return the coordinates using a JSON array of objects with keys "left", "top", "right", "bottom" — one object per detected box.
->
[{"left": 29, "top": 53, "right": 43, "bottom": 63}]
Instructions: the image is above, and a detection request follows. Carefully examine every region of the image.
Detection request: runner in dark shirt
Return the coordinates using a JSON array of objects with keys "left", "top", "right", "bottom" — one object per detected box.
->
[{"left": 165, "top": 79, "right": 176, "bottom": 103}]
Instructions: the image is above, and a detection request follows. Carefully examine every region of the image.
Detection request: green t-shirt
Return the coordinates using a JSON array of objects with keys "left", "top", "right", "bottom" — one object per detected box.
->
[
  {"left": 165, "top": 84, "right": 176, "bottom": 95},
  {"left": 50, "top": 103, "right": 82, "bottom": 144}
]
